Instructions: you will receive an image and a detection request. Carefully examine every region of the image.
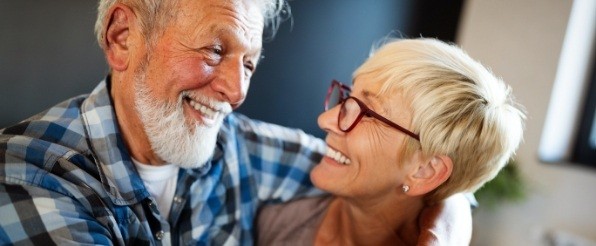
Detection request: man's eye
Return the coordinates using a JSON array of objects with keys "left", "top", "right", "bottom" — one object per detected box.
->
[
  {"left": 203, "top": 46, "right": 223, "bottom": 65},
  {"left": 244, "top": 63, "right": 254, "bottom": 72},
  {"left": 244, "top": 64, "right": 255, "bottom": 78},
  {"left": 204, "top": 45, "right": 222, "bottom": 56},
  {"left": 212, "top": 46, "right": 222, "bottom": 55}
]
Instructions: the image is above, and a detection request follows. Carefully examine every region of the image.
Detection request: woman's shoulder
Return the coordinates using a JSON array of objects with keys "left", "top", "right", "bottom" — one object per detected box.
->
[{"left": 256, "top": 195, "right": 332, "bottom": 245}]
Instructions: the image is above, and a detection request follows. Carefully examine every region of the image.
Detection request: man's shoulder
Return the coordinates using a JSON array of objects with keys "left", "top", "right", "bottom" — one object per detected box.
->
[
  {"left": 0, "top": 94, "right": 97, "bottom": 183},
  {"left": 1, "top": 94, "right": 90, "bottom": 151}
]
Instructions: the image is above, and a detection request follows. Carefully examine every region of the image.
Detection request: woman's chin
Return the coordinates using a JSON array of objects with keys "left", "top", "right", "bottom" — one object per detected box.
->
[{"left": 310, "top": 164, "right": 346, "bottom": 194}]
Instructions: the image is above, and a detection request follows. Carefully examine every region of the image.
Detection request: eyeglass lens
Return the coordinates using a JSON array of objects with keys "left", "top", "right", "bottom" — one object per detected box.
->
[
  {"left": 326, "top": 83, "right": 345, "bottom": 110},
  {"left": 339, "top": 98, "right": 362, "bottom": 131}
]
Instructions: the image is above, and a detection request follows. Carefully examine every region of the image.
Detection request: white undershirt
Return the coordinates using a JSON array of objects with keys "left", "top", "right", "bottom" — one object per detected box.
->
[{"left": 132, "top": 159, "right": 179, "bottom": 220}]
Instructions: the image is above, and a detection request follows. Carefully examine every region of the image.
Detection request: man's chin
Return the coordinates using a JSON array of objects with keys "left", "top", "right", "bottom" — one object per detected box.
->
[{"left": 157, "top": 124, "right": 220, "bottom": 169}]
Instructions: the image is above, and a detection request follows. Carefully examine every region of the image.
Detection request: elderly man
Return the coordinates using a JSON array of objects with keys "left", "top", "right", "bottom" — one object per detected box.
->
[{"left": 0, "top": 0, "right": 471, "bottom": 245}]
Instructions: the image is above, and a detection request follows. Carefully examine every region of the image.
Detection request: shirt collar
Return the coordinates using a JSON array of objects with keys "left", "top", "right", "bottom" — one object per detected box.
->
[{"left": 80, "top": 78, "right": 150, "bottom": 205}]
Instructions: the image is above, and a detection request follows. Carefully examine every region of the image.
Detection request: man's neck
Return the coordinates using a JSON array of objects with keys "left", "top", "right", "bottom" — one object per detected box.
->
[{"left": 110, "top": 73, "right": 165, "bottom": 166}]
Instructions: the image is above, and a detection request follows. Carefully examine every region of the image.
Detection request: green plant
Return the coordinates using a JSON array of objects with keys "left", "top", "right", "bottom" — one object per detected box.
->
[{"left": 474, "top": 160, "right": 526, "bottom": 209}]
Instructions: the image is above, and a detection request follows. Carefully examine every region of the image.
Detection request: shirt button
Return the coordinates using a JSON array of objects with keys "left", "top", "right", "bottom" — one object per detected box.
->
[
  {"left": 173, "top": 196, "right": 182, "bottom": 203},
  {"left": 155, "top": 230, "right": 164, "bottom": 240}
]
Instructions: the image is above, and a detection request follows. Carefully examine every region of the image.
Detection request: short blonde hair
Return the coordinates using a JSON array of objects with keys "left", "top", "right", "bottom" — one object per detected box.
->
[
  {"left": 354, "top": 38, "right": 525, "bottom": 204},
  {"left": 94, "top": 0, "right": 288, "bottom": 50}
]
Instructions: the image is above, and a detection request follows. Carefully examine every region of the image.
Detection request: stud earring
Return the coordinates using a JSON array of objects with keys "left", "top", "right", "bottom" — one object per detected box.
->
[{"left": 402, "top": 185, "right": 410, "bottom": 193}]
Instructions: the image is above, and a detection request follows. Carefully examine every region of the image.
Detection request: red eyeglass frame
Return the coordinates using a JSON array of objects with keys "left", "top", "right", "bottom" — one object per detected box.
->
[{"left": 325, "top": 80, "right": 420, "bottom": 141}]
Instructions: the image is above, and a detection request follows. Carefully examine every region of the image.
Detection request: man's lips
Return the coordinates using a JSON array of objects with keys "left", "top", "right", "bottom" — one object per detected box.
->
[
  {"left": 188, "top": 98, "right": 217, "bottom": 119},
  {"left": 182, "top": 94, "right": 231, "bottom": 126}
]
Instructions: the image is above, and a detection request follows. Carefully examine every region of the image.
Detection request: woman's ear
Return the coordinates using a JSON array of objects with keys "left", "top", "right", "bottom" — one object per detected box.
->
[
  {"left": 104, "top": 4, "right": 137, "bottom": 71},
  {"left": 405, "top": 155, "right": 453, "bottom": 196}
]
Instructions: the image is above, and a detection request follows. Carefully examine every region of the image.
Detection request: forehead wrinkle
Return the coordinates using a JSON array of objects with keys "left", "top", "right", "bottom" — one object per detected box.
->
[
  {"left": 186, "top": 0, "right": 262, "bottom": 44},
  {"left": 205, "top": 20, "right": 262, "bottom": 55},
  {"left": 212, "top": 1, "right": 263, "bottom": 41}
]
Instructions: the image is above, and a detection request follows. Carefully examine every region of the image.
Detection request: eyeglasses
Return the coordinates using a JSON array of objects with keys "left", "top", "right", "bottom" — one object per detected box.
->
[{"left": 324, "top": 80, "right": 420, "bottom": 141}]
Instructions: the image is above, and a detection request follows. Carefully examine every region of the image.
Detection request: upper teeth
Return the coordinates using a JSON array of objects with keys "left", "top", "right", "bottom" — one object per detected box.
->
[
  {"left": 189, "top": 99, "right": 217, "bottom": 119},
  {"left": 326, "top": 147, "right": 351, "bottom": 165}
]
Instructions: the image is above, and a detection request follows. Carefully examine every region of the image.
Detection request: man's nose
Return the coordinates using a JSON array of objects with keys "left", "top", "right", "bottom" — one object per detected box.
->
[{"left": 212, "top": 60, "right": 247, "bottom": 107}]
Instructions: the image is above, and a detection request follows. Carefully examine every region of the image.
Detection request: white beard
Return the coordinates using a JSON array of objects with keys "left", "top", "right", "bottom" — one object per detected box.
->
[{"left": 133, "top": 71, "right": 227, "bottom": 169}]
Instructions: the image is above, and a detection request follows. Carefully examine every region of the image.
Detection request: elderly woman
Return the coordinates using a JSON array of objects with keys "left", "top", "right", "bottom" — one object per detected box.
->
[{"left": 257, "top": 38, "right": 525, "bottom": 245}]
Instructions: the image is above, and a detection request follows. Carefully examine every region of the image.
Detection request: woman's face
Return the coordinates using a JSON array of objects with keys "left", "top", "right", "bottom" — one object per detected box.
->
[{"left": 310, "top": 75, "right": 418, "bottom": 200}]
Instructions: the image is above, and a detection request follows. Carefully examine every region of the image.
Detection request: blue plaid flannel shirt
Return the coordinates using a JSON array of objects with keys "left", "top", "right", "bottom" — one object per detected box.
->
[{"left": 0, "top": 79, "right": 326, "bottom": 245}]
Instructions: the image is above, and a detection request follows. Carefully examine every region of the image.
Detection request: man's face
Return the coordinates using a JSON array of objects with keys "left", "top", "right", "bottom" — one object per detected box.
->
[{"left": 132, "top": 0, "right": 264, "bottom": 168}]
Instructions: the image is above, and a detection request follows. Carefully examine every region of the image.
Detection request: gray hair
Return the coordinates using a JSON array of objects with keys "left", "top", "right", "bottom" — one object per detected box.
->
[{"left": 94, "top": 0, "right": 288, "bottom": 50}]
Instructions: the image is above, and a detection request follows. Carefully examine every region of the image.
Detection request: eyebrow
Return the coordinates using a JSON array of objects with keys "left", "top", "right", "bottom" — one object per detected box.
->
[{"left": 211, "top": 24, "right": 262, "bottom": 54}]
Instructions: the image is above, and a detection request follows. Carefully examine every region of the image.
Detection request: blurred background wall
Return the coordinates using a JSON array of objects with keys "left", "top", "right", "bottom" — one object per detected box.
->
[
  {"left": 0, "top": 1, "right": 107, "bottom": 126},
  {"left": 1, "top": 0, "right": 595, "bottom": 245}
]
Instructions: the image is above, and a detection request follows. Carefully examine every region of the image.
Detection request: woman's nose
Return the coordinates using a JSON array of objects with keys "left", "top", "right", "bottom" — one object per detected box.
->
[{"left": 318, "top": 105, "right": 343, "bottom": 134}]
